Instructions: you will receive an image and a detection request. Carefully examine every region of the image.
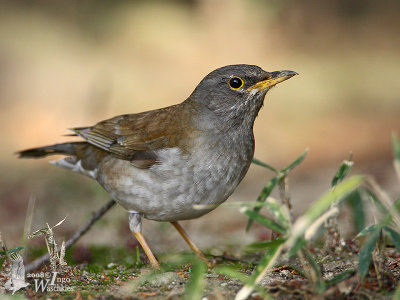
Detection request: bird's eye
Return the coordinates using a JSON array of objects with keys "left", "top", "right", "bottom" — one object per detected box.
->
[{"left": 228, "top": 77, "right": 244, "bottom": 90}]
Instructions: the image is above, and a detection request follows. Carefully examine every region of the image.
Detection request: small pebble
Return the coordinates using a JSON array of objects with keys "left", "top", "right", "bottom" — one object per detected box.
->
[
  {"left": 281, "top": 269, "right": 292, "bottom": 279},
  {"left": 324, "top": 272, "right": 334, "bottom": 280},
  {"left": 107, "top": 263, "right": 116, "bottom": 269}
]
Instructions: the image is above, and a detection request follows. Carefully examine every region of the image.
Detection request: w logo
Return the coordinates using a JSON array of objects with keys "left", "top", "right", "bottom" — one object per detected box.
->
[{"left": 33, "top": 272, "right": 58, "bottom": 292}]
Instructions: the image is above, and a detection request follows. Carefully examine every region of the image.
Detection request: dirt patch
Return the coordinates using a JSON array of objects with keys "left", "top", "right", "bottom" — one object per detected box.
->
[{"left": 1, "top": 246, "right": 399, "bottom": 299}]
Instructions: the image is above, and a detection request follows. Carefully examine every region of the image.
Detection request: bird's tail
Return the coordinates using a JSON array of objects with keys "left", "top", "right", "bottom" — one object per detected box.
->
[
  {"left": 17, "top": 142, "right": 107, "bottom": 178},
  {"left": 17, "top": 142, "right": 85, "bottom": 158}
]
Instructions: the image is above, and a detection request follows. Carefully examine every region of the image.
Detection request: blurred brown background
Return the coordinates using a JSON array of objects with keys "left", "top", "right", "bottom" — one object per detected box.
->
[{"left": 1, "top": 0, "right": 399, "bottom": 256}]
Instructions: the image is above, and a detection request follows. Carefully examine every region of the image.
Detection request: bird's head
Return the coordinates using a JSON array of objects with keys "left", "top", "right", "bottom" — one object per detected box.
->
[{"left": 189, "top": 64, "right": 297, "bottom": 129}]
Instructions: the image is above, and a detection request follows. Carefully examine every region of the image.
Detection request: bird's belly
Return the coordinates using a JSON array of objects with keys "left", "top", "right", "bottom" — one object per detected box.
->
[{"left": 97, "top": 147, "right": 251, "bottom": 221}]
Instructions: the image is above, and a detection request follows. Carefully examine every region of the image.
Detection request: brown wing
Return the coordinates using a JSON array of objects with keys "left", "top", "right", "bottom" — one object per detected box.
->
[{"left": 72, "top": 103, "right": 194, "bottom": 167}]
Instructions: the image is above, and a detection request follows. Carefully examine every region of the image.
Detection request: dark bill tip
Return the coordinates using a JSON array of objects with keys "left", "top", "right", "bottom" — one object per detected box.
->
[{"left": 269, "top": 70, "right": 298, "bottom": 78}]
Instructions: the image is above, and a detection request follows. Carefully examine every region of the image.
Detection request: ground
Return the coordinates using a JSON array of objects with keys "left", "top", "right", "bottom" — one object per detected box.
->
[{"left": 1, "top": 243, "right": 399, "bottom": 299}]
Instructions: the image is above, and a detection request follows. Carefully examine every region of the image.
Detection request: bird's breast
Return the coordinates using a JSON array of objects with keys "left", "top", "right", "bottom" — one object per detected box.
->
[
  {"left": 188, "top": 131, "right": 254, "bottom": 200},
  {"left": 97, "top": 131, "right": 254, "bottom": 221}
]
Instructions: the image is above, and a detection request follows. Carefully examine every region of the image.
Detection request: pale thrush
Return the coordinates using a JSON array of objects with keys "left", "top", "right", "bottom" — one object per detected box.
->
[{"left": 18, "top": 64, "right": 297, "bottom": 267}]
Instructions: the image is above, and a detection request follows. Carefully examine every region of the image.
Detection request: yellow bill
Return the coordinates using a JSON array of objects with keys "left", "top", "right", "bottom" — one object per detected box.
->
[{"left": 248, "top": 70, "right": 298, "bottom": 92}]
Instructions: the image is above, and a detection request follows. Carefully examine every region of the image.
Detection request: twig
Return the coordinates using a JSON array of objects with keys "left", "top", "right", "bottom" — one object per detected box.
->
[
  {"left": 324, "top": 210, "right": 342, "bottom": 252},
  {"left": 25, "top": 199, "right": 116, "bottom": 273},
  {"left": 23, "top": 195, "right": 36, "bottom": 245},
  {"left": 279, "top": 177, "right": 292, "bottom": 220}
]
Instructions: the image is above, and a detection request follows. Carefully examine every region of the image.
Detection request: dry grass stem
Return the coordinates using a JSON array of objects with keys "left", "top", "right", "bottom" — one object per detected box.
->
[{"left": 25, "top": 199, "right": 116, "bottom": 273}]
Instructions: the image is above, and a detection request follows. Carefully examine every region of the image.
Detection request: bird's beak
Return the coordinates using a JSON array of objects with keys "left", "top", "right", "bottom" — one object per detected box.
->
[{"left": 247, "top": 70, "right": 298, "bottom": 93}]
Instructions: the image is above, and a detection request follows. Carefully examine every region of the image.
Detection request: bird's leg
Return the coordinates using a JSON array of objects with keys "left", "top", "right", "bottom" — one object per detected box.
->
[
  {"left": 129, "top": 213, "right": 160, "bottom": 268},
  {"left": 170, "top": 221, "right": 210, "bottom": 266}
]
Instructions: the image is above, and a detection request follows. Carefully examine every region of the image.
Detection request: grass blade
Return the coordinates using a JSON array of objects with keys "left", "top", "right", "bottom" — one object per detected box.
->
[
  {"left": 305, "top": 206, "right": 339, "bottom": 241},
  {"left": 7, "top": 246, "right": 24, "bottom": 255},
  {"left": 331, "top": 156, "right": 353, "bottom": 187},
  {"left": 393, "top": 132, "right": 400, "bottom": 182},
  {"left": 281, "top": 149, "right": 308, "bottom": 174},
  {"left": 355, "top": 224, "right": 381, "bottom": 239},
  {"left": 288, "top": 176, "right": 364, "bottom": 248},
  {"left": 0, "top": 256, "right": 6, "bottom": 271},
  {"left": 367, "top": 179, "right": 400, "bottom": 228},
  {"left": 254, "top": 176, "right": 281, "bottom": 205},
  {"left": 217, "top": 266, "right": 270, "bottom": 298},
  {"left": 384, "top": 226, "right": 400, "bottom": 252},
  {"left": 236, "top": 176, "right": 362, "bottom": 300},
  {"left": 304, "top": 249, "right": 325, "bottom": 293},
  {"left": 263, "top": 197, "right": 290, "bottom": 229},
  {"left": 242, "top": 209, "right": 286, "bottom": 234},
  {"left": 394, "top": 280, "right": 400, "bottom": 300},
  {"left": 325, "top": 269, "right": 356, "bottom": 287},
  {"left": 244, "top": 238, "right": 285, "bottom": 253},
  {"left": 252, "top": 158, "right": 278, "bottom": 173},
  {"left": 288, "top": 238, "right": 306, "bottom": 257},
  {"left": 366, "top": 189, "right": 388, "bottom": 214},
  {"left": 249, "top": 242, "right": 282, "bottom": 282},
  {"left": 184, "top": 258, "right": 207, "bottom": 300},
  {"left": 303, "top": 176, "right": 364, "bottom": 223},
  {"left": 246, "top": 176, "right": 281, "bottom": 231},
  {"left": 216, "top": 265, "right": 252, "bottom": 285},
  {"left": 235, "top": 242, "right": 282, "bottom": 300},
  {"left": 359, "top": 227, "right": 380, "bottom": 281},
  {"left": 246, "top": 150, "right": 308, "bottom": 231},
  {"left": 347, "top": 190, "right": 365, "bottom": 232}
]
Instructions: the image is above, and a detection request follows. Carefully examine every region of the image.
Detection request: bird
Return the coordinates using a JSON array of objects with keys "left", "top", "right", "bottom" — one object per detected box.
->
[
  {"left": 4, "top": 252, "right": 29, "bottom": 294},
  {"left": 18, "top": 64, "right": 297, "bottom": 268}
]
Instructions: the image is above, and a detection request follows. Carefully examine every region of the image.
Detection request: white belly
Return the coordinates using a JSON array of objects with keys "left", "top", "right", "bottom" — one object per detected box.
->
[{"left": 96, "top": 145, "right": 252, "bottom": 221}]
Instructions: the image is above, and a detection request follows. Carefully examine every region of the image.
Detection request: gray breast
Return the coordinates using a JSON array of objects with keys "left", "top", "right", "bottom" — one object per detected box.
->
[{"left": 96, "top": 130, "right": 254, "bottom": 222}]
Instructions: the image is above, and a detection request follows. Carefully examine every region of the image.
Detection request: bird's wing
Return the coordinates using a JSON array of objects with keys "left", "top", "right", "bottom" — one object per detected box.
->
[
  {"left": 8, "top": 253, "right": 29, "bottom": 293},
  {"left": 10, "top": 253, "right": 23, "bottom": 275},
  {"left": 72, "top": 104, "right": 190, "bottom": 168}
]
